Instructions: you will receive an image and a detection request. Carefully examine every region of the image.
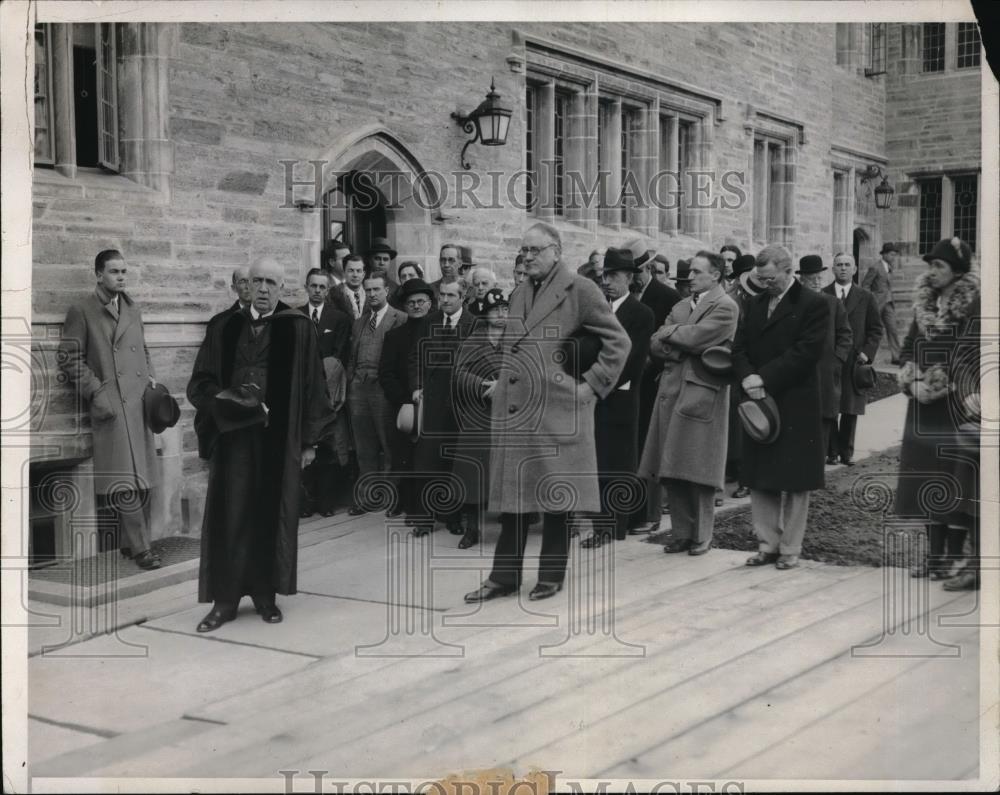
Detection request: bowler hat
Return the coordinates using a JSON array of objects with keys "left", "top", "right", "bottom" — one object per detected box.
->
[
  {"left": 143, "top": 382, "right": 180, "bottom": 434},
  {"left": 739, "top": 268, "right": 766, "bottom": 297},
  {"left": 852, "top": 361, "right": 877, "bottom": 393},
  {"left": 733, "top": 254, "right": 756, "bottom": 277},
  {"left": 623, "top": 238, "right": 654, "bottom": 268},
  {"left": 396, "top": 396, "right": 424, "bottom": 440},
  {"left": 738, "top": 392, "right": 781, "bottom": 445},
  {"left": 603, "top": 247, "right": 639, "bottom": 274},
  {"left": 796, "top": 255, "right": 826, "bottom": 275},
  {"left": 923, "top": 237, "right": 972, "bottom": 274},
  {"left": 369, "top": 237, "right": 398, "bottom": 259},
  {"left": 674, "top": 259, "right": 692, "bottom": 283},
  {"left": 213, "top": 384, "right": 268, "bottom": 434},
  {"left": 398, "top": 278, "right": 434, "bottom": 302},
  {"left": 880, "top": 242, "right": 899, "bottom": 255},
  {"left": 700, "top": 345, "right": 734, "bottom": 377}
]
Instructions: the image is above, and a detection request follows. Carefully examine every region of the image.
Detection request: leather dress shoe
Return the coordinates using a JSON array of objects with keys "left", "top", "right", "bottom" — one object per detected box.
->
[
  {"left": 663, "top": 539, "right": 693, "bottom": 553},
  {"left": 688, "top": 540, "right": 712, "bottom": 556},
  {"left": 447, "top": 522, "right": 465, "bottom": 536},
  {"left": 347, "top": 505, "right": 368, "bottom": 516},
  {"left": 714, "top": 495, "right": 724, "bottom": 507},
  {"left": 300, "top": 507, "right": 314, "bottom": 518},
  {"left": 133, "top": 550, "right": 162, "bottom": 570},
  {"left": 528, "top": 581, "right": 562, "bottom": 601},
  {"left": 825, "top": 455, "right": 839, "bottom": 466},
  {"left": 775, "top": 554, "right": 800, "bottom": 570},
  {"left": 119, "top": 546, "right": 133, "bottom": 560},
  {"left": 581, "top": 533, "right": 612, "bottom": 549},
  {"left": 627, "top": 522, "right": 655, "bottom": 535},
  {"left": 254, "top": 600, "right": 283, "bottom": 623},
  {"left": 731, "top": 485, "right": 751, "bottom": 499},
  {"left": 457, "top": 530, "right": 479, "bottom": 550},
  {"left": 197, "top": 604, "right": 237, "bottom": 633},
  {"left": 942, "top": 570, "right": 980, "bottom": 591},
  {"left": 319, "top": 508, "right": 336, "bottom": 518},
  {"left": 840, "top": 457, "right": 855, "bottom": 467},
  {"left": 745, "top": 551, "right": 779, "bottom": 567},
  {"left": 464, "top": 580, "right": 516, "bottom": 603}
]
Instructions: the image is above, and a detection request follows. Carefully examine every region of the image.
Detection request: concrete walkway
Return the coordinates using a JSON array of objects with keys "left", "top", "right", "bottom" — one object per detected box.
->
[{"left": 26, "top": 391, "right": 993, "bottom": 787}]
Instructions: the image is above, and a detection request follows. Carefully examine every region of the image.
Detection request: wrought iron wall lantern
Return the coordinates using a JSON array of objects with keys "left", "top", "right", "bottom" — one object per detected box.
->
[
  {"left": 859, "top": 164, "right": 895, "bottom": 210},
  {"left": 451, "top": 78, "right": 512, "bottom": 170}
]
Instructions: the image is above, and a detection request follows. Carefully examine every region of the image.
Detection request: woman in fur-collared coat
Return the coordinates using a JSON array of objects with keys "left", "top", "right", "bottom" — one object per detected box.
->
[{"left": 895, "top": 238, "right": 981, "bottom": 590}]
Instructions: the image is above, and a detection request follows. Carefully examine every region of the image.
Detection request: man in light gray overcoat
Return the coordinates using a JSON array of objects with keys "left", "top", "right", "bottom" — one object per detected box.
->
[
  {"left": 464, "top": 222, "right": 631, "bottom": 603},
  {"left": 638, "top": 251, "right": 739, "bottom": 555},
  {"left": 59, "top": 249, "right": 162, "bottom": 569}
]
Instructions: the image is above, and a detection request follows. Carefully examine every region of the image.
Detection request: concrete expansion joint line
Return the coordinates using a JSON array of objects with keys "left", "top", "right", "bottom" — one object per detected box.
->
[{"left": 135, "top": 622, "right": 323, "bottom": 659}]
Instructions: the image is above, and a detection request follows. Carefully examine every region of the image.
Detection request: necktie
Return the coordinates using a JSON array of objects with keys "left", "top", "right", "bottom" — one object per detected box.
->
[
  {"left": 354, "top": 290, "right": 362, "bottom": 316},
  {"left": 691, "top": 293, "right": 700, "bottom": 307},
  {"left": 839, "top": 288, "right": 846, "bottom": 302},
  {"left": 445, "top": 314, "right": 453, "bottom": 331},
  {"left": 369, "top": 311, "right": 378, "bottom": 332},
  {"left": 312, "top": 307, "right": 320, "bottom": 325}
]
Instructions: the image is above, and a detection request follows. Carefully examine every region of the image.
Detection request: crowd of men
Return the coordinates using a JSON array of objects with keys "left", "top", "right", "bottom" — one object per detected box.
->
[{"left": 60, "top": 229, "right": 891, "bottom": 631}]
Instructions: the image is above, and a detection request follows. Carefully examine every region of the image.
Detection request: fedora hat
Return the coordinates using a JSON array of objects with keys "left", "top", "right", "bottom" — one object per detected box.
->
[
  {"left": 674, "top": 259, "right": 692, "bottom": 283},
  {"left": 796, "top": 255, "right": 826, "bottom": 275},
  {"left": 700, "top": 345, "right": 733, "bottom": 377},
  {"left": 603, "top": 247, "right": 639, "bottom": 274},
  {"left": 459, "top": 245, "right": 475, "bottom": 270},
  {"left": 396, "top": 396, "right": 424, "bottom": 440},
  {"left": 732, "top": 254, "right": 756, "bottom": 278},
  {"left": 369, "top": 237, "right": 397, "bottom": 259},
  {"left": 738, "top": 392, "right": 781, "bottom": 445},
  {"left": 143, "top": 382, "right": 180, "bottom": 434},
  {"left": 880, "top": 241, "right": 900, "bottom": 255},
  {"left": 852, "top": 360, "right": 877, "bottom": 393},
  {"left": 623, "top": 238, "right": 654, "bottom": 268},
  {"left": 398, "top": 278, "right": 434, "bottom": 302},
  {"left": 213, "top": 384, "right": 268, "bottom": 434}
]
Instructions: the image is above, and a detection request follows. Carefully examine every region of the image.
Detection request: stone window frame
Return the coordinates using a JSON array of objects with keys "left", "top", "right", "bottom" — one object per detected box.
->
[
  {"left": 745, "top": 110, "right": 803, "bottom": 251},
  {"left": 32, "top": 22, "right": 173, "bottom": 199},
  {"left": 865, "top": 22, "right": 887, "bottom": 76},
  {"left": 911, "top": 170, "right": 981, "bottom": 255},
  {"left": 956, "top": 22, "right": 981, "bottom": 69},
  {"left": 921, "top": 23, "right": 947, "bottom": 73},
  {"left": 517, "top": 32, "right": 721, "bottom": 241}
]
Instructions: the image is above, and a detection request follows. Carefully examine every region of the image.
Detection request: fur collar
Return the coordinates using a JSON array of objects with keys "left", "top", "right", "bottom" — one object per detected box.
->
[{"left": 913, "top": 271, "right": 980, "bottom": 338}]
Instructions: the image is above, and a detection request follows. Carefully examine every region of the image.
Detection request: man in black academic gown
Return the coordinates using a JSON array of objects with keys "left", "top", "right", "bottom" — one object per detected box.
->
[
  {"left": 581, "top": 247, "right": 656, "bottom": 547},
  {"left": 187, "top": 257, "right": 332, "bottom": 632}
]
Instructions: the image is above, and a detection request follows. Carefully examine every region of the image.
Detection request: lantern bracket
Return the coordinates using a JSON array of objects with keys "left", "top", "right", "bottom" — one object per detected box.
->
[
  {"left": 451, "top": 112, "right": 480, "bottom": 171},
  {"left": 451, "top": 77, "right": 511, "bottom": 171}
]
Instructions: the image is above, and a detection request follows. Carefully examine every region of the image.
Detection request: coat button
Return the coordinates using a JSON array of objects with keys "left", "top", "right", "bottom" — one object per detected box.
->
[
  {"left": 117, "top": 371, "right": 123, "bottom": 377},
  {"left": 511, "top": 345, "right": 519, "bottom": 354},
  {"left": 136, "top": 371, "right": 142, "bottom": 376},
  {"left": 508, "top": 405, "right": 517, "bottom": 413},
  {"left": 509, "top": 375, "right": 519, "bottom": 384},
  {"left": 131, "top": 346, "right": 136, "bottom": 351}
]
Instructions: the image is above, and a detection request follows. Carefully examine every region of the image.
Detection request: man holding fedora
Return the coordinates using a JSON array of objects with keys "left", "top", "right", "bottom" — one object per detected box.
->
[
  {"left": 187, "top": 257, "right": 333, "bottom": 632},
  {"left": 824, "top": 253, "right": 883, "bottom": 466},
  {"left": 732, "top": 244, "right": 829, "bottom": 570},
  {"left": 59, "top": 249, "right": 165, "bottom": 571},
  {"left": 379, "top": 278, "right": 435, "bottom": 524},
  {"left": 580, "top": 247, "right": 655, "bottom": 548},
  {"left": 638, "top": 251, "right": 739, "bottom": 555},
  {"left": 862, "top": 242, "right": 901, "bottom": 364},
  {"left": 796, "top": 255, "right": 854, "bottom": 462}
]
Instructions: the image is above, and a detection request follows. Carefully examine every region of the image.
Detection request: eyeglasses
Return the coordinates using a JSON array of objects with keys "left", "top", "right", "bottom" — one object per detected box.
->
[
  {"left": 405, "top": 298, "right": 430, "bottom": 307},
  {"left": 519, "top": 243, "right": 557, "bottom": 257}
]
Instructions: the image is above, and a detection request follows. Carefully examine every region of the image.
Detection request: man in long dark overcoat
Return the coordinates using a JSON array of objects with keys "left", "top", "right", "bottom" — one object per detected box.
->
[
  {"left": 796, "top": 255, "right": 853, "bottom": 461},
  {"left": 732, "top": 245, "right": 829, "bottom": 570},
  {"left": 187, "top": 257, "right": 332, "bottom": 632},
  {"left": 59, "top": 249, "right": 162, "bottom": 570},
  {"left": 638, "top": 252, "right": 739, "bottom": 555},
  {"left": 823, "top": 253, "right": 883, "bottom": 465},
  {"left": 580, "top": 247, "right": 655, "bottom": 548},
  {"left": 464, "top": 222, "right": 631, "bottom": 603}
]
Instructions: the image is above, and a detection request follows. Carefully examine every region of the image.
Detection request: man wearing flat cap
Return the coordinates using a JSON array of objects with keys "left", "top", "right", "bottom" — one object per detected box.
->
[
  {"left": 638, "top": 251, "right": 739, "bottom": 555},
  {"left": 732, "top": 244, "right": 829, "bottom": 570},
  {"left": 187, "top": 257, "right": 333, "bottom": 632},
  {"left": 796, "top": 255, "right": 853, "bottom": 462},
  {"left": 862, "top": 242, "right": 901, "bottom": 364},
  {"left": 580, "top": 248, "right": 655, "bottom": 548}
]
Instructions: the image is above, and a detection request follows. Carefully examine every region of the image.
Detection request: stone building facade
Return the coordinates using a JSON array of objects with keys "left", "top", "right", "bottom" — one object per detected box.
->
[{"left": 28, "top": 20, "right": 983, "bottom": 557}]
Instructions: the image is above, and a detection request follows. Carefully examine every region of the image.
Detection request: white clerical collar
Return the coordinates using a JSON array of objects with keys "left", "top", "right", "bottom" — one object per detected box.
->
[
  {"left": 610, "top": 293, "right": 629, "bottom": 313},
  {"left": 250, "top": 306, "right": 276, "bottom": 320}
]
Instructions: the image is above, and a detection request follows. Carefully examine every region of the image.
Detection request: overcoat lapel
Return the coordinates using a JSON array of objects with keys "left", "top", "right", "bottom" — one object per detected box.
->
[
  {"left": 762, "top": 280, "right": 800, "bottom": 330},
  {"left": 520, "top": 266, "right": 572, "bottom": 338},
  {"left": 113, "top": 296, "right": 136, "bottom": 345}
]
